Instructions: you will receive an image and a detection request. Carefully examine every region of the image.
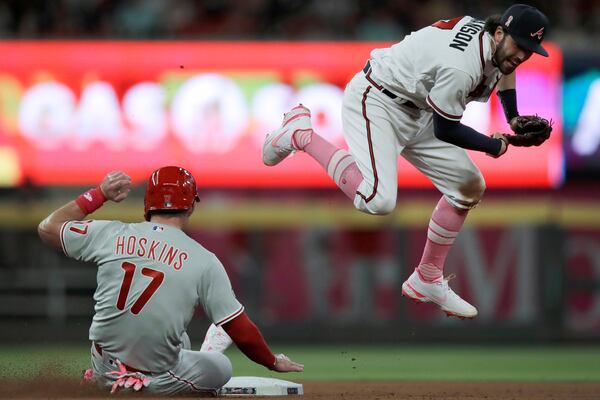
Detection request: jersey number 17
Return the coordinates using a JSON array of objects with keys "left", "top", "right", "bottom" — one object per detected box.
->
[{"left": 116, "top": 262, "right": 165, "bottom": 314}]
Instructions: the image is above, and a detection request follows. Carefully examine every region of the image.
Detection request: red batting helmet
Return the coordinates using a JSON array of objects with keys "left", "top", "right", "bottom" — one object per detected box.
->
[{"left": 144, "top": 166, "right": 200, "bottom": 221}]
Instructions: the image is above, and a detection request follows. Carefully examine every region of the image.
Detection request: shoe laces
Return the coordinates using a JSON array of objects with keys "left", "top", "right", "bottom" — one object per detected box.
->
[{"left": 441, "top": 273, "right": 457, "bottom": 292}]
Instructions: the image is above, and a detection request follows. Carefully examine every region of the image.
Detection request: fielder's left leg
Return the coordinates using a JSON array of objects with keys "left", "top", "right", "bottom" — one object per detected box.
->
[{"left": 400, "top": 115, "right": 484, "bottom": 319}]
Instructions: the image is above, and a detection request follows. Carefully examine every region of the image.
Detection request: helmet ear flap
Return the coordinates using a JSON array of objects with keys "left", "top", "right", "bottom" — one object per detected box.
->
[{"left": 144, "top": 166, "right": 199, "bottom": 221}]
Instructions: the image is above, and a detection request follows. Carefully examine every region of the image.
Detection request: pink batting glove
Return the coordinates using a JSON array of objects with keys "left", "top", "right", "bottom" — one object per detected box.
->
[{"left": 105, "top": 359, "right": 151, "bottom": 394}]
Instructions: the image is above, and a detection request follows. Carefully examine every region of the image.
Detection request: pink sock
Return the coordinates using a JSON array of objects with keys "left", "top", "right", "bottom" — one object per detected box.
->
[
  {"left": 416, "top": 196, "right": 469, "bottom": 283},
  {"left": 295, "top": 130, "right": 363, "bottom": 200}
]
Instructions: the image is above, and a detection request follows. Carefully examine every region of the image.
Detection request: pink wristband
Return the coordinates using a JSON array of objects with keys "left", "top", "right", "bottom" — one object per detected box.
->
[{"left": 75, "top": 186, "right": 106, "bottom": 214}]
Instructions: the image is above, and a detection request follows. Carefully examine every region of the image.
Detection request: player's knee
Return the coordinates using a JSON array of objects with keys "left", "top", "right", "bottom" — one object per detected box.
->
[
  {"left": 360, "top": 195, "right": 396, "bottom": 215},
  {"left": 203, "top": 352, "right": 233, "bottom": 389},
  {"left": 468, "top": 172, "right": 486, "bottom": 201},
  {"left": 454, "top": 171, "right": 486, "bottom": 208}
]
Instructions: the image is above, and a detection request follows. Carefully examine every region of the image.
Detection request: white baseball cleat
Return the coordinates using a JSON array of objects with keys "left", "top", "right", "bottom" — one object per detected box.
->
[
  {"left": 401, "top": 270, "right": 478, "bottom": 319},
  {"left": 200, "top": 323, "right": 233, "bottom": 353},
  {"left": 262, "top": 104, "right": 313, "bottom": 166}
]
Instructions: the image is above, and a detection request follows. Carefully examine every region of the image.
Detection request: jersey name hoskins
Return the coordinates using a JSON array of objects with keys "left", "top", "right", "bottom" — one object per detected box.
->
[
  {"left": 115, "top": 235, "right": 189, "bottom": 270},
  {"left": 450, "top": 19, "right": 484, "bottom": 51}
]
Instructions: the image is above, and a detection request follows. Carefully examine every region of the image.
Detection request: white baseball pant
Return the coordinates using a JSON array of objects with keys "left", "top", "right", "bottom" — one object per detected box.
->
[
  {"left": 90, "top": 332, "right": 232, "bottom": 395},
  {"left": 342, "top": 71, "right": 486, "bottom": 215}
]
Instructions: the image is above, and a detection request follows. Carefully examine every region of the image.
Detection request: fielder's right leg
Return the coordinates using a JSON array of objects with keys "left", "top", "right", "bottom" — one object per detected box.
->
[
  {"left": 262, "top": 74, "right": 406, "bottom": 216},
  {"left": 262, "top": 104, "right": 369, "bottom": 208}
]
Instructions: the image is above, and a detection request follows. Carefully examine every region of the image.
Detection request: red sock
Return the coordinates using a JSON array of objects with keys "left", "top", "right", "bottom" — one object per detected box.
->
[{"left": 416, "top": 196, "right": 468, "bottom": 283}]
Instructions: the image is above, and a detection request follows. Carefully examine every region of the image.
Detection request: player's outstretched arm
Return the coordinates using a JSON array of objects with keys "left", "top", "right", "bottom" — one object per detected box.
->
[
  {"left": 432, "top": 113, "right": 506, "bottom": 157},
  {"left": 222, "top": 312, "right": 304, "bottom": 373},
  {"left": 38, "top": 171, "right": 131, "bottom": 250}
]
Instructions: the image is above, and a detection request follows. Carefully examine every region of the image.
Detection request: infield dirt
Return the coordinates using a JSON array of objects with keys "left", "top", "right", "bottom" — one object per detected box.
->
[{"left": 1, "top": 379, "right": 600, "bottom": 399}]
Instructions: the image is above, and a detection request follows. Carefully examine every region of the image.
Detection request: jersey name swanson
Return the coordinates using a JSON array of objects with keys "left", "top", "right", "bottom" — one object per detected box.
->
[
  {"left": 115, "top": 235, "right": 189, "bottom": 270},
  {"left": 450, "top": 19, "right": 485, "bottom": 51}
]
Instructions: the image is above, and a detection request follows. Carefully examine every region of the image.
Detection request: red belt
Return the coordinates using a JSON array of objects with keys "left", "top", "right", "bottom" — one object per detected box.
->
[{"left": 93, "top": 342, "right": 152, "bottom": 375}]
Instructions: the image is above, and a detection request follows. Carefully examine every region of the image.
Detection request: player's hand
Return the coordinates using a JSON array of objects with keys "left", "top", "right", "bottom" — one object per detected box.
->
[
  {"left": 487, "top": 133, "right": 508, "bottom": 158},
  {"left": 100, "top": 171, "right": 132, "bottom": 203},
  {"left": 272, "top": 353, "right": 304, "bottom": 372},
  {"left": 105, "top": 359, "right": 151, "bottom": 393}
]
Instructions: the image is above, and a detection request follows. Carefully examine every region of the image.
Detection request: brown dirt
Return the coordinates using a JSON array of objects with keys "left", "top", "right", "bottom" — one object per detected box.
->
[
  {"left": 1, "top": 379, "right": 599, "bottom": 399},
  {"left": 303, "top": 381, "right": 600, "bottom": 400}
]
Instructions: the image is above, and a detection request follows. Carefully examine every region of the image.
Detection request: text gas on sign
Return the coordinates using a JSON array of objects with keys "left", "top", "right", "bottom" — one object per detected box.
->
[{"left": 18, "top": 73, "right": 346, "bottom": 153}]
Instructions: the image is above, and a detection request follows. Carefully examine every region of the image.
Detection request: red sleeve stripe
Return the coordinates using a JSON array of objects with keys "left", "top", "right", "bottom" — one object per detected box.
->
[
  {"left": 59, "top": 222, "right": 70, "bottom": 257},
  {"left": 215, "top": 305, "right": 245, "bottom": 326},
  {"left": 426, "top": 96, "right": 462, "bottom": 121}
]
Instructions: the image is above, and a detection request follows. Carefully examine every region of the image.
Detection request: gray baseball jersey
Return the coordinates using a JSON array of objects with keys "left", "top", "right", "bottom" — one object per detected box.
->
[{"left": 60, "top": 219, "right": 243, "bottom": 373}]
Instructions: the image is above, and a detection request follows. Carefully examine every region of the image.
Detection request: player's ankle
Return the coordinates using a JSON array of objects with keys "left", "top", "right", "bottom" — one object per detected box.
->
[{"left": 292, "top": 129, "right": 313, "bottom": 150}]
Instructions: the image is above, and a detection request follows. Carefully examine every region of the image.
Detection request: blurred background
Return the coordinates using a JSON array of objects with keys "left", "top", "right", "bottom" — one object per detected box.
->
[{"left": 0, "top": 0, "right": 599, "bottom": 349}]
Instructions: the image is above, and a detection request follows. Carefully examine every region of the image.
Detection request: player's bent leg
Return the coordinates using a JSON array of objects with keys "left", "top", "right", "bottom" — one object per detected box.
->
[
  {"left": 440, "top": 168, "right": 486, "bottom": 211},
  {"left": 263, "top": 104, "right": 367, "bottom": 200},
  {"left": 353, "top": 182, "right": 397, "bottom": 215},
  {"left": 401, "top": 127, "right": 485, "bottom": 318},
  {"left": 342, "top": 74, "right": 402, "bottom": 215},
  {"left": 155, "top": 350, "right": 233, "bottom": 395},
  {"left": 190, "top": 351, "right": 232, "bottom": 389},
  {"left": 264, "top": 70, "right": 403, "bottom": 216},
  {"left": 413, "top": 197, "right": 470, "bottom": 288}
]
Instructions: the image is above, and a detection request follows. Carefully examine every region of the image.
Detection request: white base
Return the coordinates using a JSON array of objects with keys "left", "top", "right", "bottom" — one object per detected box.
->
[{"left": 219, "top": 376, "right": 303, "bottom": 396}]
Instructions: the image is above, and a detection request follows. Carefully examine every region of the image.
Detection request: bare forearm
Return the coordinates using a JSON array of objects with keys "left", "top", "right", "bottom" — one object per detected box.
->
[
  {"left": 38, "top": 200, "right": 97, "bottom": 250},
  {"left": 38, "top": 171, "right": 131, "bottom": 251}
]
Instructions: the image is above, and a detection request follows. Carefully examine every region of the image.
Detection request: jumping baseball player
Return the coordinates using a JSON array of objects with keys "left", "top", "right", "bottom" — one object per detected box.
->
[
  {"left": 262, "top": 4, "right": 552, "bottom": 319},
  {"left": 38, "top": 166, "right": 303, "bottom": 395}
]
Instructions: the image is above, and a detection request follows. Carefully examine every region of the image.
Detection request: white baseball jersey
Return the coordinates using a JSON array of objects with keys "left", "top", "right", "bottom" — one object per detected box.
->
[
  {"left": 368, "top": 16, "right": 503, "bottom": 121},
  {"left": 342, "top": 16, "right": 498, "bottom": 214},
  {"left": 60, "top": 219, "right": 243, "bottom": 372}
]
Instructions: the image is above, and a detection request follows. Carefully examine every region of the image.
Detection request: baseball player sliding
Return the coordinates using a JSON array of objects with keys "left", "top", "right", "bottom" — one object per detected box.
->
[
  {"left": 262, "top": 4, "right": 552, "bottom": 319},
  {"left": 38, "top": 166, "right": 302, "bottom": 395}
]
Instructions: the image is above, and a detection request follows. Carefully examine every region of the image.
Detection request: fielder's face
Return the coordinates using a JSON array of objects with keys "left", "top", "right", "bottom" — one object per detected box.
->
[{"left": 493, "top": 30, "right": 533, "bottom": 75}]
